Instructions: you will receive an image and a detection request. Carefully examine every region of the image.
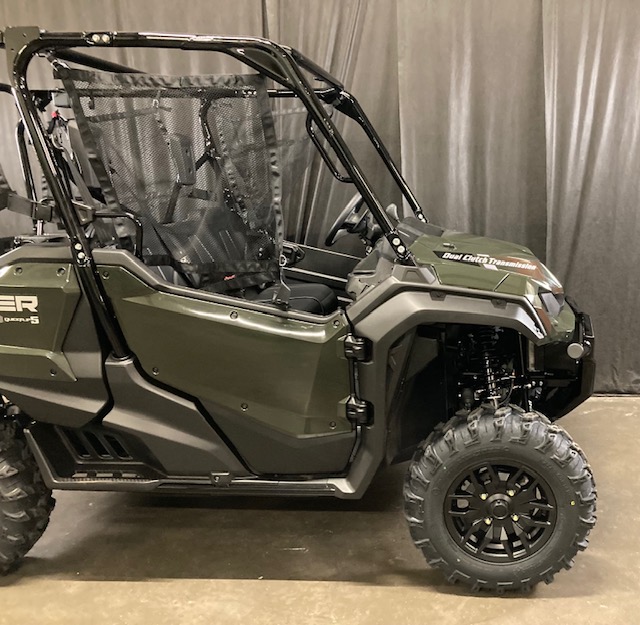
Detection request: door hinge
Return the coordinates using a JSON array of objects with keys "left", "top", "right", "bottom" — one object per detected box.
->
[
  {"left": 344, "top": 334, "right": 370, "bottom": 362},
  {"left": 346, "top": 395, "right": 372, "bottom": 426}
]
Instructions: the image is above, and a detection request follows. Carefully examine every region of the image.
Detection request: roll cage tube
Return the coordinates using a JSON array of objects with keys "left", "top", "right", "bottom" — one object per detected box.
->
[
  {"left": 2, "top": 27, "right": 421, "bottom": 355},
  {"left": 278, "top": 48, "right": 426, "bottom": 223},
  {"left": 258, "top": 85, "right": 428, "bottom": 223},
  {"left": 329, "top": 91, "right": 427, "bottom": 223},
  {"left": 4, "top": 27, "right": 129, "bottom": 358},
  {"left": 15, "top": 120, "right": 36, "bottom": 203}
]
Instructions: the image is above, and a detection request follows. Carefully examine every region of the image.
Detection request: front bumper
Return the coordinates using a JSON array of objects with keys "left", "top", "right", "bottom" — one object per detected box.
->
[
  {"left": 534, "top": 298, "right": 595, "bottom": 420},
  {"left": 560, "top": 301, "right": 596, "bottom": 417}
]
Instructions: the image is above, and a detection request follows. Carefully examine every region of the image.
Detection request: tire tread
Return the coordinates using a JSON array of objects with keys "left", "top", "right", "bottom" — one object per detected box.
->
[{"left": 0, "top": 421, "right": 54, "bottom": 575}]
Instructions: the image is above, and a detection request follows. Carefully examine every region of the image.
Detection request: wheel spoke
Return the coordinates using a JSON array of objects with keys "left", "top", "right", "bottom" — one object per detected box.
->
[
  {"left": 447, "top": 492, "right": 481, "bottom": 505},
  {"left": 501, "top": 537, "right": 515, "bottom": 560},
  {"left": 468, "top": 471, "right": 487, "bottom": 496},
  {"left": 512, "top": 480, "right": 539, "bottom": 505},
  {"left": 484, "top": 464, "right": 501, "bottom": 488},
  {"left": 459, "top": 519, "right": 483, "bottom": 545},
  {"left": 448, "top": 508, "right": 483, "bottom": 523},
  {"left": 524, "top": 501, "right": 554, "bottom": 511},
  {"left": 448, "top": 492, "right": 483, "bottom": 509},
  {"left": 520, "top": 514, "right": 552, "bottom": 528},
  {"left": 477, "top": 525, "right": 496, "bottom": 554},
  {"left": 518, "top": 528, "right": 532, "bottom": 553},
  {"left": 506, "top": 467, "right": 525, "bottom": 489}
]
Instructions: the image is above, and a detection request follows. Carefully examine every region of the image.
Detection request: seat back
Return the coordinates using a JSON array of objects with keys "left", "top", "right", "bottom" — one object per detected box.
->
[{"left": 57, "top": 67, "right": 283, "bottom": 292}]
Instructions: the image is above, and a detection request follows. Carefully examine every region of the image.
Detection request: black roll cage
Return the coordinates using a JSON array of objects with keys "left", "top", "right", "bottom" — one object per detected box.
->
[{"left": 1, "top": 26, "right": 426, "bottom": 358}]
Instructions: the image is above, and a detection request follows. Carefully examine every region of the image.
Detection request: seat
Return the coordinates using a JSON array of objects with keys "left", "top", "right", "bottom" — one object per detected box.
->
[{"left": 252, "top": 282, "right": 338, "bottom": 316}]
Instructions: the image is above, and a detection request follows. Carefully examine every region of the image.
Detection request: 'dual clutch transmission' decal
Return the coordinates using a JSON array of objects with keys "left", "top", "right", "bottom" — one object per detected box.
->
[{"left": 434, "top": 251, "right": 538, "bottom": 273}]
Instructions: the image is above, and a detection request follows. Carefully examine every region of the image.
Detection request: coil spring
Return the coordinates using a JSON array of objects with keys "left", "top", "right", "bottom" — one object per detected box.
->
[{"left": 477, "top": 327, "right": 500, "bottom": 406}]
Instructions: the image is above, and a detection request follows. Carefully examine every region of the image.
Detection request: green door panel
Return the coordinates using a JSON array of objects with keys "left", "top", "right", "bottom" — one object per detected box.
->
[{"left": 100, "top": 267, "right": 354, "bottom": 473}]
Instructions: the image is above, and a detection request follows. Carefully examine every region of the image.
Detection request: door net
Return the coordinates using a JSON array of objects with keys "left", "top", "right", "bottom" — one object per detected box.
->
[{"left": 57, "top": 67, "right": 283, "bottom": 293}]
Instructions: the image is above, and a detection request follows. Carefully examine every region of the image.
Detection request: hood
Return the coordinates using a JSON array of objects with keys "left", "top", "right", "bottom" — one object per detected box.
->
[
  {"left": 409, "top": 230, "right": 574, "bottom": 339},
  {"left": 410, "top": 231, "right": 562, "bottom": 294}
]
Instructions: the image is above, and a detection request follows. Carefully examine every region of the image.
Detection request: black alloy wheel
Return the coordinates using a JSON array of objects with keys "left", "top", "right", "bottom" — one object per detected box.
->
[
  {"left": 445, "top": 461, "right": 557, "bottom": 563},
  {"left": 404, "top": 405, "right": 597, "bottom": 592}
]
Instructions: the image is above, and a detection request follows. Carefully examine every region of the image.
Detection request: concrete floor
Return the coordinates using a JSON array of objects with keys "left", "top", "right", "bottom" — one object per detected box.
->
[{"left": 0, "top": 396, "right": 637, "bottom": 624}]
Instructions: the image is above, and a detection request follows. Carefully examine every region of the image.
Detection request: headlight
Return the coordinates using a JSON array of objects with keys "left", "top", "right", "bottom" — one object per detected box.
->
[{"left": 539, "top": 291, "right": 565, "bottom": 318}]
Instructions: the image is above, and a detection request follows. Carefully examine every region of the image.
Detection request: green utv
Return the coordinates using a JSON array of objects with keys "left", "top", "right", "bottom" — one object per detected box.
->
[{"left": 0, "top": 27, "right": 596, "bottom": 591}]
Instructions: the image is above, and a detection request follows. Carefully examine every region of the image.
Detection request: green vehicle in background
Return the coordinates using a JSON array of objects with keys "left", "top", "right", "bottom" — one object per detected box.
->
[{"left": 0, "top": 27, "right": 595, "bottom": 592}]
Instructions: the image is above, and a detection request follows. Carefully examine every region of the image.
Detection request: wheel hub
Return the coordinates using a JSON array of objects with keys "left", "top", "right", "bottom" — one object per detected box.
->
[{"left": 488, "top": 495, "right": 510, "bottom": 520}]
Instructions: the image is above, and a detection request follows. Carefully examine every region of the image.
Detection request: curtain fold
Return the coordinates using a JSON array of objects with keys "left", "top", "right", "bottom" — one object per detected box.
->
[
  {"left": 397, "top": 0, "right": 548, "bottom": 259},
  {"left": 0, "top": 0, "right": 639, "bottom": 391},
  {"left": 543, "top": 0, "right": 640, "bottom": 392}
]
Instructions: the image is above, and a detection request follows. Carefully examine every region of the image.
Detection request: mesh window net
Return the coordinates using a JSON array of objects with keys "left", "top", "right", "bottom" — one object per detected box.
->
[{"left": 57, "top": 67, "right": 284, "bottom": 293}]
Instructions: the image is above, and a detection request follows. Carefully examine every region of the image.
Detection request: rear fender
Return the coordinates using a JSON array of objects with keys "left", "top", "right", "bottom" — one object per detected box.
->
[{"left": 0, "top": 245, "right": 109, "bottom": 426}]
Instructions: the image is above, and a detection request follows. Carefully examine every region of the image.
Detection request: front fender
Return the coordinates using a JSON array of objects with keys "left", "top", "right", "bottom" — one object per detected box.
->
[{"left": 342, "top": 280, "right": 549, "bottom": 497}]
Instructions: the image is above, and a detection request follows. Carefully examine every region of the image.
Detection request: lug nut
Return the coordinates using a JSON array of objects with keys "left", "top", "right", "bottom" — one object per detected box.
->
[
  {"left": 484, "top": 518, "right": 492, "bottom": 525},
  {"left": 480, "top": 493, "right": 488, "bottom": 500},
  {"left": 511, "top": 514, "right": 519, "bottom": 522},
  {"left": 507, "top": 489, "right": 516, "bottom": 497}
]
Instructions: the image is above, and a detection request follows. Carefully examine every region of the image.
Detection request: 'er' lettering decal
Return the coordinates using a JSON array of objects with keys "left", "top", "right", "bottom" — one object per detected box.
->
[{"left": 0, "top": 295, "right": 39, "bottom": 312}]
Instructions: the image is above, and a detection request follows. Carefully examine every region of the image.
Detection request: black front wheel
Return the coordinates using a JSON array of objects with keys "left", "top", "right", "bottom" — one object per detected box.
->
[{"left": 404, "top": 406, "right": 596, "bottom": 592}]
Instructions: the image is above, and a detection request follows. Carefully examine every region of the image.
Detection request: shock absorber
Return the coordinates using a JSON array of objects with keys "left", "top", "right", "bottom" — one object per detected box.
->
[{"left": 478, "top": 327, "right": 501, "bottom": 408}]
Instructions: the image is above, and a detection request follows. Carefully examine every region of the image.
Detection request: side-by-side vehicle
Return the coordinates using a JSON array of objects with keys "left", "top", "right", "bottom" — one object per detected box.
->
[{"left": 0, "top": 27, "right": 595, "bottom": 591}]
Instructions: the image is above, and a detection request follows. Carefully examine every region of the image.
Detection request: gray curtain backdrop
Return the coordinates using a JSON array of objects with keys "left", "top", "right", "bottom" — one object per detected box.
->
[{"left": 0, "top": 0, "right": 637, "bottom": 393}]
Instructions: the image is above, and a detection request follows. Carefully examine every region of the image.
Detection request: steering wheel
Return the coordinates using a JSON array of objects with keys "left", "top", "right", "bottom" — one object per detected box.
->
[{"left": 325, "top": 193, "right": 370, "bottom": 247}]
